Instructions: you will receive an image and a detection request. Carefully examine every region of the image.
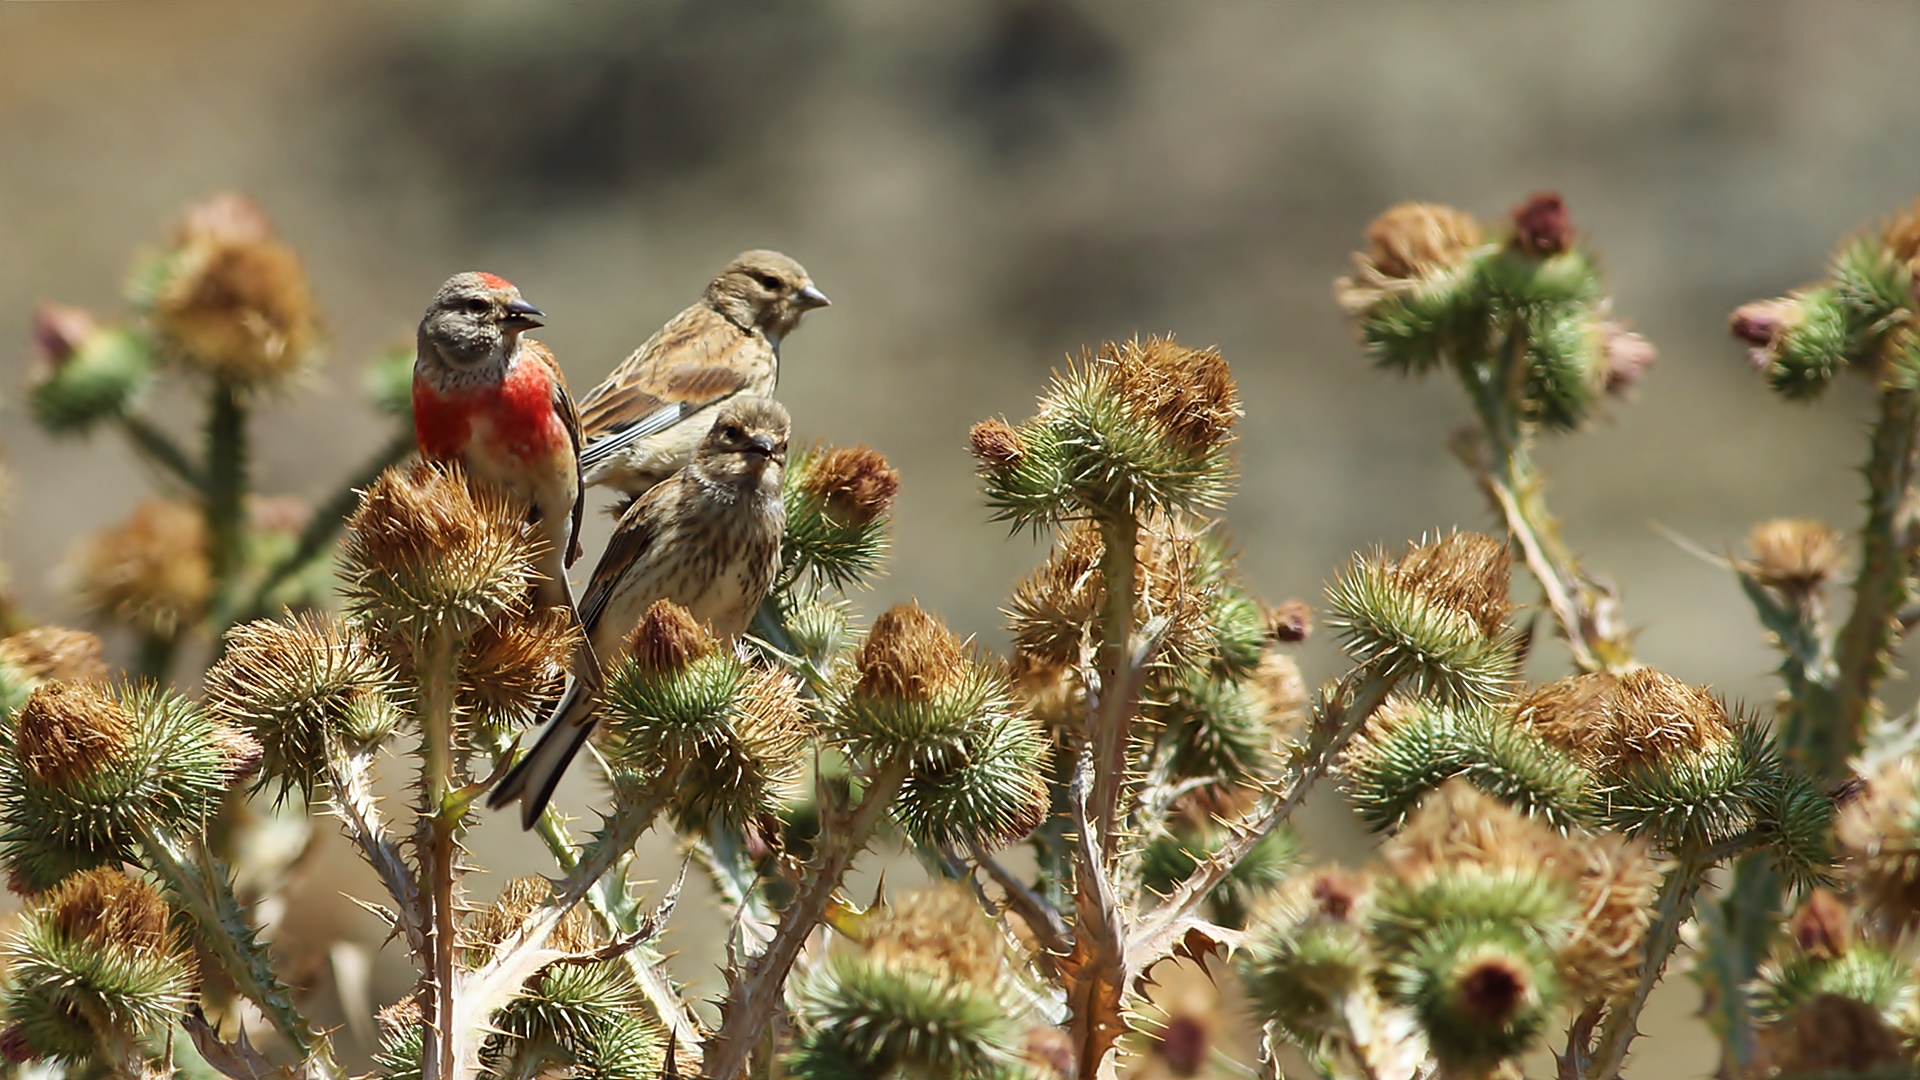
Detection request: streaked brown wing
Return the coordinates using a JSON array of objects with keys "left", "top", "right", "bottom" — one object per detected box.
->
[
  {"left": 577, "top": 304, "right": 746, "bottom": 437},
  {"left": 538, "top": 347, "right": 588, "bottom": 568},
  {"left": 577, "top": 482, "right": 669, "bottom": 635}
]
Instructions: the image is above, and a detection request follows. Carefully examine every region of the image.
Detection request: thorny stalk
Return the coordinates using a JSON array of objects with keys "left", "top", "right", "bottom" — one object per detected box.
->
[
  {"left": 204, "top": 382, "right": 250, "bottom": 632},
  {"left": 702, "top": 758, "right": 913, "bottom": 1080},
  {"left": 327, "top": 747, "right": 427, "bottom": 956},
  {"left": 1583, "top": 851, "right": 1713, "bottom": 1080},
  {"left": 119, "top": 413, "right": 206, "bottom": 494},
  {"left": 1067, "top": 749, "right": 1128, "bottom": 1080},
  {"left": 1090, "top": 510, "right": 1141, "bottom": 860},
  {"left": 416, "top": 631, "right": 463, "bottom": 1080}
]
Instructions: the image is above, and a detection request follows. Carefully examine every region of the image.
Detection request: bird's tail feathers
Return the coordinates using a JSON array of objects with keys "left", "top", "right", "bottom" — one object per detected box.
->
[{"left": 488, "top": 679, "right": 601, "bottom": 830}]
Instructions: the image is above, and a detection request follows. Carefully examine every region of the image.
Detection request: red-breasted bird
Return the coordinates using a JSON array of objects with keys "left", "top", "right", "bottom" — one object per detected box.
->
[
  {"left": 412, "top": 272, "right": 600, "bottom": 684},
  {"left": 576, "top": 251, "right": 826, "bottom": 502},
  {"left": 489, "top": 396, "right": 791, "bottom": 828}
]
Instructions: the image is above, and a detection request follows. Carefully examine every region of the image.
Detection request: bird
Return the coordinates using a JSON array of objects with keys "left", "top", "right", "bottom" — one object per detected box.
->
[
  {"left": 575, "top": 250, "right": 827, "bottom": 501},
  {"left": 489, "top": 396, "right": 792, "bottom": 828},
  {"left": 411, "top": 271, "right": 600, "bottom": 687}
]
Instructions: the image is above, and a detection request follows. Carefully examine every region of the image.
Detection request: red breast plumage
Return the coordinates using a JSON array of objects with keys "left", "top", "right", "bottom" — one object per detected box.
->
[{"left": 414, "top": 353, "right": 570, "bottom": 469}]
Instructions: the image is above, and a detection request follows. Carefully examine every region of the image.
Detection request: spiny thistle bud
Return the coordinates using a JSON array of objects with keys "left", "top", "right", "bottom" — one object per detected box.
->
[
  {"left": 1761, "top": 993, "right": 1908, "bottom": 1076},
  {"left": 1730, "top": 287, "right": 1850, "bottom": 400},
  {"left": 1326, "top": 532, "right": 1518, "bottom": 708},
  {"left": 1508, "top": 191, "right": 1573, "bottom": 257},
  {"left": 27, "top": 305, "right": 153, "bottom": 434},
  {"left": 0, "top": 868, "right": 196, "bottom": 1064},
  {"left": 71, "top": 498, "right": 211, "bottom": 638},
  {"left": 1600, "top": 319, "right": 1658, "bottom": 396},
  {"left": 462, "top": 878, "right": 665, "bottom": 1080},
  {"left": 1752, "top": 934, "right": 1913, "bottom": 1073},
  {"left": 204, "top": 614, "right": 400, "bottom": 799},
  {"left": 780, "top": 591, "right": 854, "bottom": 673},
  {"left": 1125, "top": 961, "right": 1222, "bottom": 1079},
  {"left": 147, "top": 194, "right": 317, "bottom": 388},
  {"left": 967, "top": 419, "right": 1025, "bottom": 470},
  {"left": 602, "top": 601, "right": 810, "bottom": 830},
  {"left": 830, "top": 605, "right": 1047, "bottom": 849},
  {"left": 978, "top": 336, "right": 1240, "bottom": 526},
  {"left": 455, "top": 607, "right": 578, "bottom": 733},
  {"left": 1388, "top": 927, "right": 1560, "bottom": 1072},
  {"left": 1240, "top": 868, "right": 1376, "bottom": 1045},
  {"left": 340, "top": 461, "right": 537, "bottom": 643},
  {"left": 1341, "top": 694, "right": 1585, "bottom": 833},
  {"left": 1148, "top": 667, "right": 1283, "bottom": 795},
  {"left": 786, "top": 885, "right": 1029, "bottom": 1080},
  {"left": 2, "top": 683, "right": 245, "bottom": 892},
  {"left": 1745, "top": 518, "right": 1845, "bottom": 597},
  {"left": 782, "top": 443, "right": 900, "bottom": 590},
  {"left": 372, "top": 997, "right": 425, "bottom": 1080},
  {"left": 1835, "top": 759, "right": 1920, "bottom": 928},
  {"left": 0, "top": 628, "right": 107, "bottom": 715}
]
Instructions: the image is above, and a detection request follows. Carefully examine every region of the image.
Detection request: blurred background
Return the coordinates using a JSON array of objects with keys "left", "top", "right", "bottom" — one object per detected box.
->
[{"left": 4, "top": 2, "right": 1920, "bottom": 1073}]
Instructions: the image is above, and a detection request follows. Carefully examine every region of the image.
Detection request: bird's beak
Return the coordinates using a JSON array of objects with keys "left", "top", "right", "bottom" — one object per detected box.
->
[
  {"left": 794, "top": 284, "right": 831, "bottom": 311},
  {"left": 744, "top": 433, "right": 778, "bottom": 458},
  {"left": 504, "top": 298, "right": 546, "bottom": 332}
]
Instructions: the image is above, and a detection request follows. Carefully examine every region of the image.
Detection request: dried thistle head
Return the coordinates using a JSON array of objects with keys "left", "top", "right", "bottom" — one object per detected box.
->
[
  {"left": 457, "top": 607, "right": 578, "bottom": 732},
  {"left": 1008, "top": 515, "right": 1215, "bottom": 670},
  {"left": 1383, "top": 781, "right": 1571, "bottom": 884},
  {"left": 1835, "top": 758, "right": 1920, "bottom": 927},
  {"left": 798, "top": 445, "right": 900, "bottom": 527},
  {"left": 1240, "top": 868, "right": 1376, "bottom": 1045},
  {"left": 466, "top": 876, "right": 596, "bottom": 961},
  {"left": 855, "top": 603, "right": 969, "bottom": 704},
  {"left": 670, "top": 665, "right": 812, "bottom": 830},
  {"left": 1359, "top": 203, "right": 1485, "bottom": 282},
  {"left": 860, "top": 885, "right": 1009, "bottom": 993},
  {"left": 205, "top": 614, "right": 399, "bottom": 797},
  {"left": 13, "top": 683, "right": 137, "bottom": 789},
  {"left": 1516, "top": 669, "right": 1734, "bottom": 775},
  {"left": 72, "top": 499, "right": 211, "bottom": 637},
  {"left": 1011, "top": 653, "right": 1084, "bottom": 736},
  {"left": 1104, "top": 336, "right": 1241, "bottom": 454},
  {"left": 1560, "top": 833, "right": 1662, "bottom": 1003},
  {"left": 967, "top": 419, "right": 1024, "bottom": 471},
  {"left": 340, "top": 461, "right": 536, "bottom": 640},
  {"left": 149, "top": 194, "right": 316, "bottom": 387},
  {"left": 1762, "top": 994, "right": 1907, "bottom": 1075},
  {"left": 43, "top": 868, "right": 173, "bottom": 958},
  {"left": 1263, "top": 599, "right": 1313, "bottom": 644},
  {"left": 1745, "top": 518, "right": 1845, "bottom": 596},
  {"left": 623, "top": 599, "right": 716, "bottom": 675},
  {"left": 0, "top": 628, "right": 108, "bottom": 686},
  {"left": 1326, "top": 532, "right": 1517, "bottom": 707}
]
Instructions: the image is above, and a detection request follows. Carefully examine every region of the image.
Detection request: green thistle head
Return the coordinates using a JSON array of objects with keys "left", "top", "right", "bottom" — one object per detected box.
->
[
  {"left": 1326, "top": 532, "right": 1519, "bottom": 707},
  {"left": 781, "top": 443, "right": 900, "bottom": 591},
  {"left": 27, "top": 305, "right": 154, "bottom": 435}
]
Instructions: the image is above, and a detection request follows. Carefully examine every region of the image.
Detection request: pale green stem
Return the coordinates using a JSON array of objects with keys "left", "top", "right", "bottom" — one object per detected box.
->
[
  {"left": 417, "top": 631, "right": 461, "bottom": 1080},
  {"left": 1584, "top": 852, "right": 1710, "bottom": 1080},
  {"left": 1090, "top": 510, "right": 1140, "bottom": 861},
  {"left": 702, "top": 759, "right": 912, "bottom": 1080},
  {"left": 135, "top": 822, "right": 341, "bottom": 1078}
]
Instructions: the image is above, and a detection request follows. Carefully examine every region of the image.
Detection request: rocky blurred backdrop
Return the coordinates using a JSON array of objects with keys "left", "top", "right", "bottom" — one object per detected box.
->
[{"left": 4, "top": 2, "right": 1919, "bottom": 1072}]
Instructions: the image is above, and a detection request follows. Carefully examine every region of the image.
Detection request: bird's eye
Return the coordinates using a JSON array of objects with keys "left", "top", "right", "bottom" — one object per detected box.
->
[
  {"left": 754, "top": 273, "right": 782, "bottom": 291},
  {"left": 722, "top": 425, "right": 745, "bottom": 442},
  {"left": 464, "top": 298, "right": 490, "bottom": 315}
]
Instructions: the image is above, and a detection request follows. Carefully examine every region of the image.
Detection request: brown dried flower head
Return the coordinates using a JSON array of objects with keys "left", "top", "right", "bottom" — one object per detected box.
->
[
  {"left": 800, "top": 445, "right": 901, "bottom": 526},
  {"left": 0, "top": 627, "right": 108, "bottom": 685},
  {"left": 14, "top": 682, "right": 137, "bottom": 787},
  {"left": 73, "top": 498, "right": 211, "bottom": 637},
  {"left": 968, "top": 419, "right": 1025, "bottom": 470},
  {"left": 460, "top": 607, "right": 580, "bottom": 726},
  {"left": 44, "top": 867, "right": 175, "bottom": 958},
  {"left": 1517, "top": 669, "right": 1733, "bottom": 774},
  {"left": 1510, "top": 191, "right": 1573, "bottom": 257},
  {"left": 341, "top": 461, "right": 536, "bottom": 633},
  {"left": 1834, "top": 759, "right": 1920, "bottom": 927},
  {"left": 1560, "top": 833, "right": 1661, "bottom": 1003},
  {"left": 1102, "top": 336, "right": 1241, "bottom": 452},
  {"left": 1011, "top": 653, "right": 1085, "bottom": 736},
  {"left": 1263, "top": 599, "right": 1313, "bottom": 644},
  {"left": 466, "top": 876, "right": 596, "bottom": 959},
  {"left": 861, "top": 884, "right": 1008, "bottom": 993},
  {"left": 1251, "top": 651, "right": 1309, "bottom": 742},
  {"left": 1393, "top": 531, "right": 1513, "bottom": 639},
  {"left": 1009, "top": 516, "right": 1214, "bottom": 668},
  {"left": 622, "top": 599, "right": 716, "bottom": 675},
  {"left": 1746, "top": 518, "right": 1845, "bottom": 595},
  {"left": 1761, "top": 993, "right": 1906, "bottom": 1075},
  {"left": 210, "top": 724, "right": 266, "bottom": 788},
  {"left": 855, "top": 602, "right": 969, "bottom": 703},
  {"left": 152, "top": 195, "right": 316, "bottom": 386},
  {"left": 1385, "top": 781, "right": 1572, "bottom": 884},
  {"left": 1880, "top": 196, "right": 1920, "bottom": 270},
  {"left": 1361, "top": 203, "right": 1485, "bottom": 281},
  {"left": 1787, "top": 888, "right": 1852, "bottom": 960}
]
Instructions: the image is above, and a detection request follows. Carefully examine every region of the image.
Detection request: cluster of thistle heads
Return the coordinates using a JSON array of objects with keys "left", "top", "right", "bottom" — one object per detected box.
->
[{"left": 6, "top": 187, "right": 1920, "bottom": 1079}]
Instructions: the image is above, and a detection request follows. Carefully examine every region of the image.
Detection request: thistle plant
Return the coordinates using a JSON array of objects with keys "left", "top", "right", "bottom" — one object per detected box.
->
[{"left": 2, "top": 187, "right": 1918, "bottom": 1080}]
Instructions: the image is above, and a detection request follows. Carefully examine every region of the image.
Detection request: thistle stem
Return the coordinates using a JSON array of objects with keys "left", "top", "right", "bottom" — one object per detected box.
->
[
  {"left": 1584, "top": 851, "right": 1710, "bottom": 1080},
  {"left": 1091, "top": 510, "right": 1140, "bottom": 861},
  {"left": 702, "top": 758, "right": 911, "bottom": 1080},
  {"left": 1129, "top": 666, "right": 1398, "bottom": 968},
  {"left": 1831, "top": 386, "right": 1920, "bottom": 777},
  {"left": 135, "top": 822, "right": 340, "bottom": 1078},
  {"left": 416, "top": 631, "right": 462, "bottom": 1080},
  {"left": 118, "top": 413, "right": 207, "bottom": 494},
  {"left": 204, "top": 382, "right": 250, "bottom": 634}
]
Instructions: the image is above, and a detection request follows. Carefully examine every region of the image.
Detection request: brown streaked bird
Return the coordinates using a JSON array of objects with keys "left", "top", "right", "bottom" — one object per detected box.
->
[
  {"left": 411, "top": 272, "right": 602, "bottom": 695},
  {"left": 488, "top": 396, "right": 791, "bottom": 828},
  {"left": 575, "top": 250, "right": 826, "bottom": 500}
]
